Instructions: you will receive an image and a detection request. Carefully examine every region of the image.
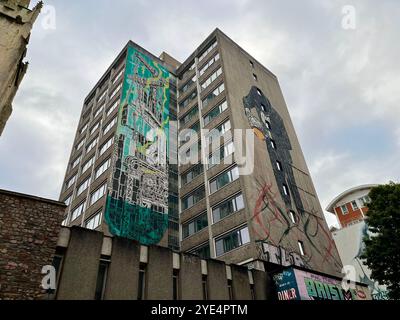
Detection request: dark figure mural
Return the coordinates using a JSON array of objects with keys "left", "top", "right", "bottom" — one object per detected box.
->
[
  {"left": 243, "top": 86, "right": 304, "bottom": 215},
  {"left": 243, "top": 87, "right": 342, "bottom": 272}
]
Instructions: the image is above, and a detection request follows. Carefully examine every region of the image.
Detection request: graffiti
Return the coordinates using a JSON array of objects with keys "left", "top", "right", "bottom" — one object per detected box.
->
[
  {"left": 243, "top": 87, "right": 342, "bottom": 272},
  {"left": 258, "top": 242, "right": 306, "bottom": 268},
  {"left": 274, "top": 267, "right": 371, "bottom": 300},
  {"left": 104, "top": 45, "right": 170, "bottom": 245},
  {"left": 243, "top": 87, "right": 304, "bottom": 214}
]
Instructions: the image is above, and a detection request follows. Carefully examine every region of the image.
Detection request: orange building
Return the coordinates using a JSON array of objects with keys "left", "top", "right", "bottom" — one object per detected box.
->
[{"left": 326, "top": 184, "right": 377, "bottom": 228}]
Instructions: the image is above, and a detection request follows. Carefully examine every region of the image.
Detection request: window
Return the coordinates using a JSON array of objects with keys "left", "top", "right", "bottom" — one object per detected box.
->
[
  {"left": 86, "top": 136, "right": 98, "bottom": 153},
  {"left": 71, "top": 156, "right": 81, "bottom": 169},
  {"left": 253, "top": 73, "right": 258, "bottom": 81},
  {"left": 207, "top": 120, "right": 231, "bottom": 144},
  {"left": 82, "top": 156, "right": 95, "bottom": 174},
  {"left": 77, "top": 178, "right": 90, "bottom": 196},
  {"left": 61, "top": 216, "right": 68, "bottom": 226},
  {"left": 208, "top": 141, "right": 234, "bottom": 168},
  {"left": 94, "top": 260, "right": 109, "bottom": 300},
  {"left": 181, "top": 186, "right": 205, "bottom": 210},
  {"left": 93, "top": 104, "right": 104, "bottom": 118},
  {"left": 215, "top": 226, "right": 250, "bottom": 256},
  {"left": 71, "top": 202, "right": 85, "bottom": 222},
  {"left": 76, "top": 138, "right": 85, "bottom": 151},
  {"left": 209, "top": 165, "right": 239, "bottom": 194},
  {"left": 202, "top": 275, "right": 208, "bottom": 300},
  {"left": 250, "top": 60, "right": 254, "bottom": 68},
  {"left": 90, "top": 183, "right": 107, "bottom": 205},
  {"left": 90, "top": 122, "right": 100, "bottom": 135},
  {"left": 180, "top": 90, "right": 197, "bottom": 109},
  {"left": 276, "top": 160, "right": 283, "bottom": 171},
  {"left": 99, "top": 136, "right": 114, "bottom": 156},
  {"left": 63, "top": 194, "right": 72, "bottom": 206},
  {"left": 79, "top": 123, "right": 88, "bottom": 135},
  {"left": 173, "top": 269, "right": 179, "bottom": 300},
  {"left": 189, "top": 243, "right": 210, "bottom": 259},
  {"left": 257, "top": 88, "right": 262, "bottom": 96},
  {"left": 202, "top": 83, "right": 225, "bottom": 108},
  {"left": 65, "top": 174, "right": 76, "bottom": 189},
  {"left": 359, "top": 196, "right": 371, "bottom": 206},
  {"left": 180, "top": 75, "right": 197, "bottom": 95},
  {"left": 270, "top": 139, "right": 276, "bottom": 149},
  {"left": 95, "top": 158, "right": 111, "bottom": 180},
  {"left": 182, "top": 212, "right": 208, "bottom": 239},
  {"left": 180, "top": 106, "right": 198, "bottom": 126},
  {"left": 341, "top": 204, "right": 348, "bottom": 215},
  {"left": 351, "top": 200, "right": 359, "bottom": 210},
  {"left": 282, "top": 184, "right": 289, "bottom": 196},
  {"left": 212, "top": 193, "right": 244, "bottom": 223},
  {"left": 85, "top": 211, "right": 102, "bottom": 230},
  {"left": 298, "top": 241, "right": 305, "bottom": 256},
  {"left": 265, "top": 119, "right": 271, "bottom": 129},
  {"left": 138, "top": 263, "right": 147, "bottom": 300},
  {"left": 103, "top": 117, "right": 117, "bottom": 135},
  {"left": 289, "top": 210, "right": 297, "bottom": 224},
  {"left": 97, "top": 89, "right": 108, "bottom": 102},
  {"left": 261, "top": 104, "right": 266, "bottom": 112},
  {"left": 198, "top": 41, "right": 217, "bottom": 62},
  {"left": 181, "top": 164, "right": 203, "bottom": 185},
  {"left": 203, "top": 100, "right": 228, "bottom": 126},
  {"left": 106, "top": 100, "right": 119, "bottom": 117},
  {"left": 109, "top": 82, "right": 122, "bottom": 100},
  {"left": 199, "top": 53, "right": 220, "bottom": 76},
  {"left": 112, "top": 68, "right": 124, "bottom": 84},
  {"left": 201, "top": 67, "right": 222, "bottom": 91},
  {"left": 228, "top": 280, "right": 233, "bottom": 300}
]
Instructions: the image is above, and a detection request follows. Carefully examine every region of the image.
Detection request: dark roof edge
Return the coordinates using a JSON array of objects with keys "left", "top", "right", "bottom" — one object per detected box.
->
[{"left": 0, "top": 188, "right": 67, "bottom": 207}]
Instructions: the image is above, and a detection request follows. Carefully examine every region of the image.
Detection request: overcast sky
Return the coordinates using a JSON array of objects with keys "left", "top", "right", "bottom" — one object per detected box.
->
[{"left": 1, "top": 0, "right": 399, "bottom": 227}]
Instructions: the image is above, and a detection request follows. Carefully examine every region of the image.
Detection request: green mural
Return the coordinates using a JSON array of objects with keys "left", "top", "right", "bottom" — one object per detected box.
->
[{"left": 104, "top": 45, "right": 170, "bottom": 245}]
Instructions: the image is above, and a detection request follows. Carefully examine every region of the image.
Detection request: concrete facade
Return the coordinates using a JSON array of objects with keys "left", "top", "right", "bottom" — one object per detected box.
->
[
  {"left": 51, "top": 226, "right": 271, "bottom": 300},
  {"left": 0, "top": 189, "right": 65, "bottom": 299},
  {"left": 58, "top": 41, "right": 180, "bottom": 251},
  {"left": 177, "top": 29, "right": 343, "bottom": 277},
  {"left": 0, "top": 0, "right": 42, "bottom": 135}
]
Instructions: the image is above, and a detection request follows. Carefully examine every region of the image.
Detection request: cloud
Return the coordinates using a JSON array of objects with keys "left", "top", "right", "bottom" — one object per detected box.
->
[{"left": 1, "top": 0, "right": 399, "bottom": 230}]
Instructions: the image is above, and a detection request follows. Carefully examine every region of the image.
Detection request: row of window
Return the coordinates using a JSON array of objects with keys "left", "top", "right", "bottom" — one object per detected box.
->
[
  {"left": 67, "top": 182, "right": 107, "bottom": 224},
  {"left": 201, "top": 67, "right": 222, "bottom": 91},
  {"left": 62, "top": 209, "right": 102, "bottom": 231},
  {"left": 182, "top": 192, "right": 245, "bottom": 240},
  {"left": 339, "top": 196, "right": 370, "bottom": 215},
  {"left": 199, "top": 41, "right": 217, "bottom": 62},
  {"left": 181, "top": 164, "right": 239, "bottom": 211},
  {"left": 65, "top": 135, "right": 114, "bottom": 192},
  {"left": 64, "top": 156, "right": 111, "bottom": 205},
  {"left": 188, "top": 225, "right": 250, "bottom": 258},
  {"left": 199, "top": 53, "right": 220, "bottom": 76}
]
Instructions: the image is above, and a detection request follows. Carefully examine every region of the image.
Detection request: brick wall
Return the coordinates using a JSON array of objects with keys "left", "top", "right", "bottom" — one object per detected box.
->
[{"left": 0, "top": 189, "right": 65, "bottom": 299}]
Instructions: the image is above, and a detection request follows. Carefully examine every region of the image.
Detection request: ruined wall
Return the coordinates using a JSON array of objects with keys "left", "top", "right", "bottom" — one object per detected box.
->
[
  {"left": 0, "top": 189, "right": 65, "bottom": 299},
  {"left": 0, "top": 0, "right": 42, "bottom": 135}
]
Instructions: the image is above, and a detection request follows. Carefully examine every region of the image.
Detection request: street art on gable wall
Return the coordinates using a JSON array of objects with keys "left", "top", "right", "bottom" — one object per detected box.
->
[
  {"left": 243, "top": 87, "right": 342, "bottom": 272},
  {"left": 104, "top": 46, "right": 170, "bottom": 245}
]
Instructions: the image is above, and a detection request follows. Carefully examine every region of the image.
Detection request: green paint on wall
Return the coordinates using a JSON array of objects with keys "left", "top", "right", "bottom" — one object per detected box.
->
[{"left": 104, "top": 45, "right": 170, "bottom": 245}]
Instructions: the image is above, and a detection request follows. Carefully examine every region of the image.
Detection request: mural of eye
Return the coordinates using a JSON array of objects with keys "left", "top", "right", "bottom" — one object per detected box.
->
[{"left": 104, "top": 46, "right": 170, "bottom": 245}]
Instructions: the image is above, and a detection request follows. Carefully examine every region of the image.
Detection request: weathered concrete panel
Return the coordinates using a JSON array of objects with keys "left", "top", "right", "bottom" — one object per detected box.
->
[
  {"left": 56, "top": 227, "right": 103, "bottom": 300},
  {"left": 103, "top": 237, "right": 140, "bottom": 300},
  {"left": 146, "top": 245, "right": 173, "bottom": 300},
  {"left": 180, "top": 253, "right": 203, "bottom": 300},
  {"left": 231, "top": 265, "right": 252, "bottom": 300},
  {"left": 207, "top": 259, "right": 229, "bottom": 300}
]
